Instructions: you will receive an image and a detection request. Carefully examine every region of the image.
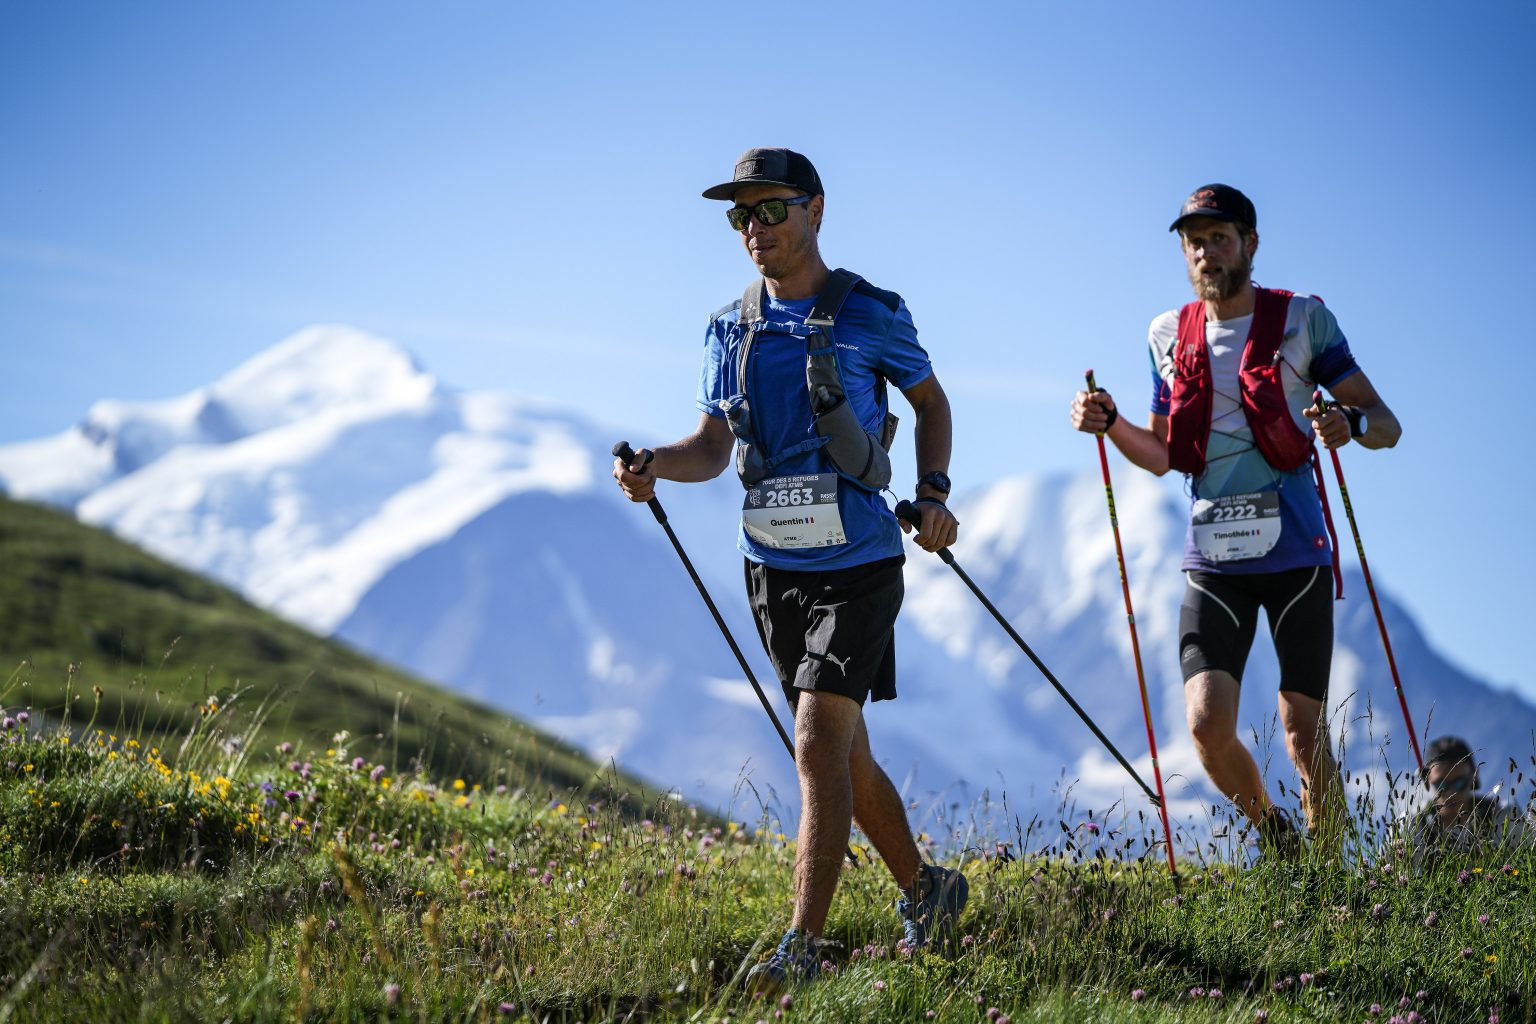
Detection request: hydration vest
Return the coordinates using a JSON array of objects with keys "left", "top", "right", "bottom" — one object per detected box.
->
[
  {"left": 1166, "top": 286, "right": 1346, "bottom": 597},
  {"left": 1165, "top": 287, "right": 1315, "bottom": 476},
  {"left": 719, "top": 268, "right": 899, "bottom": 491}
]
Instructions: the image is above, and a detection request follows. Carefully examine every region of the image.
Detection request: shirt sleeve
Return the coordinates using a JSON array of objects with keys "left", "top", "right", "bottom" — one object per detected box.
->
[
  {"left": 1147, "top": 311, "right": 1178, "bottom": 415},
  {"left": 1304, "top": 299, "right": 1361, "bottom": 389},
  {"left": 694, "top": 315, "right": 734, "bottom": 417},
  {"left": 877, "top": 298, "right": 933, "bottom": 390}
]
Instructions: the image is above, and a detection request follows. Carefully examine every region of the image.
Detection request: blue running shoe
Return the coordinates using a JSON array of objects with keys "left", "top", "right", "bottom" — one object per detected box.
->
[
  {"left": 898, "top": 864, "right": 968, "bottom": 951},
  {"left": 745, "top": 927, "right": 820, "bottom": 994}
]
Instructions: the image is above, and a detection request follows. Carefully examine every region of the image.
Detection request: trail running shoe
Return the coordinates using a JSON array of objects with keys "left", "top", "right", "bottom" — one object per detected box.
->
[
  {"left": 1256, "top": 807, "right": 1304, "bottom": 861},
  {"left": 745, "top": 927, "right": 819, "bottom": 994},
  {"left": 898, "top": 863, "right": 969, "bottom": 951}
]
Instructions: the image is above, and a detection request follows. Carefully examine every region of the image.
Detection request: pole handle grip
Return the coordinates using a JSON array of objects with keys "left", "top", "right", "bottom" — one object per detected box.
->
[
  {"left": 611, "top": 441, "right": 655, "bottom": 468},
  {"left": 893, "top": 500, "right": 954, "bottom": 565},
  {"left": 612, "top": 441, "right": 664, "bottom": 523},
  {"left": 1085, "top": 369, "right": 1098, "bottom": 393}
]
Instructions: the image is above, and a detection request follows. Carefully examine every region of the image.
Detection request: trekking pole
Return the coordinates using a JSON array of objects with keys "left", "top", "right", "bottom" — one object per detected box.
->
[
  {"left": 893, "top": 500, "right": 1162, "bottom": 807},
  {"left": 1084, "top": 370, "right": 1180, "bottom": 880},
  {"left": 612, "top": 442, "right": 858, "bottom": 864},
  {"left": 1308, "top": 395, "right": 1425, "bottom": 774}
]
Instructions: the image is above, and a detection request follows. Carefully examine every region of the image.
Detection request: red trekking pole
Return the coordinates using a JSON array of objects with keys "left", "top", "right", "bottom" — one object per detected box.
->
[
  {"left": 1310, "top": 393, "right": 1425, "bottom": 774},
  {"left": 1083, "top": 371, "right": 1179, "bottom": 882}
]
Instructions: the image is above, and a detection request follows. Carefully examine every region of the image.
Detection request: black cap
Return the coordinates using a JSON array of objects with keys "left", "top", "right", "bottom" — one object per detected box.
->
[
  {"left": 1425, "top": 736, "right": 1475, "bottom": 769},
  {"left": 1423, "top": 735, "right": 1478, "bottom": 786},
  {"left": 702, "top": 147, "right": 823, "bottom": 201},
  {"left": 1169, "top": 183, "right": 1256, "bottom": 233}
]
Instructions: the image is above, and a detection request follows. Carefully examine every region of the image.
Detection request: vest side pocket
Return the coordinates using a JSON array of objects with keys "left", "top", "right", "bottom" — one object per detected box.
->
[{"left": 1239, "top": 363, "right": 1312, "bottom": 471}]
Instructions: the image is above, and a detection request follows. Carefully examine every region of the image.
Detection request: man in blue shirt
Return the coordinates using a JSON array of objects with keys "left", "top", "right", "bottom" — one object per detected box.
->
[
  {"left": 615, "top": 148, "right": 967, "bottom": 987},
  {"left": 1070, "top": 184, "right": 1401, "bottom": 854}
]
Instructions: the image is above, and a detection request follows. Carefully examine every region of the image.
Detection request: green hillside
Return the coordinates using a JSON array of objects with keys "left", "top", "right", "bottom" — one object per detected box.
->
[
  {"left": 0, "top": 494, "right": 649, "bottom": 802},
  {"left": 3, "top": 498, "right": 1533, "bottom": 1022}
]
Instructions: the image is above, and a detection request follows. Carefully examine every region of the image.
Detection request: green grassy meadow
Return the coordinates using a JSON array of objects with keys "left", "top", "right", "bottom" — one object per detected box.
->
[
  {"left": 0, "top": 712, "right": 1532, "bottom": 1023},
  {"left": 2, "top": 495, "right": 1534, "bottom": 1022},
  {"left": 0, "top": 495, "right": 624, "bottom": 795}
]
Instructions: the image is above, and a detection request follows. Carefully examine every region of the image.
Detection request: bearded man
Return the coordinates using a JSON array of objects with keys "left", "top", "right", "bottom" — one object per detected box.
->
[{"left": 1070, "top": 184, "right": 1401, "bottom": 855}]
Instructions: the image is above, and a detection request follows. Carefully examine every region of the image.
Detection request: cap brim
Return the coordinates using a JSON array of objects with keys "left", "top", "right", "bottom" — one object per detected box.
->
[
  {"left": 1169, "top": 209, "right": 1239, "bottom": 232},
  {"left": 701, "top": 178, "right": 805, "bottom": 201}
]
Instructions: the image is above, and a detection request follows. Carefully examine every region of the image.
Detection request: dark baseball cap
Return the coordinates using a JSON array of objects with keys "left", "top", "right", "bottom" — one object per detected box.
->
[
  {"left": 702, "top": 147, "right": 824, "bottom": 201},
  {"left": 1169, "top": 183, "right": 1256, "bottom": 233}
]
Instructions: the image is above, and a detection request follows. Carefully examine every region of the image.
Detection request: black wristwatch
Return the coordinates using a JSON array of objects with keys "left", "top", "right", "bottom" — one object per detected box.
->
[
  {"left": 917, "top": 470, "right": 952, "bottom": 496},
  {"left": 1343, "top": 406, "right": 1368, "bottom": 438}
]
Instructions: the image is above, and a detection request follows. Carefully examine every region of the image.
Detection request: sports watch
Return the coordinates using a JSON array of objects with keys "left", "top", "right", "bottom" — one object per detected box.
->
[
  {"left": 917, "top": 470, "right": 952, "bottom": 496},
  {"left": 1344, "top": 407, "right": 1368, "bottom": 439}
]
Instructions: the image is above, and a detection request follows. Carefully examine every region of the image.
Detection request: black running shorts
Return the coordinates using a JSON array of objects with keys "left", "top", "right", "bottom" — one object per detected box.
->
[
  {"left": 1178, "top": 565, "right": 1333, "bottom": 701},
  {"left": 743, "top": 555, "right": 904, "bottom": 707}
]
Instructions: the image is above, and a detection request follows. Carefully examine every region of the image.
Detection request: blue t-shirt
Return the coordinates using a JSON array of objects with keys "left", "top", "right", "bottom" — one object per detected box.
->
[
  {"left": 1146, "top": 293, "right": 1361, "bottom": 574},
  {"left": 697, "top": 282, "right": 933, "bottom": 571}
]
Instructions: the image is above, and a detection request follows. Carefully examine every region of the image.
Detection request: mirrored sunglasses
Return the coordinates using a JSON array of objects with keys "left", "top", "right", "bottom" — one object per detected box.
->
[{"left": 726, "top": 194, "right": 814, "bottom": 231}]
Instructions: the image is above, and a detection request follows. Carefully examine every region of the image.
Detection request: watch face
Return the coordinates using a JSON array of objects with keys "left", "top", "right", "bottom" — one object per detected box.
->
[{"left": 922, "top": 471, "right": 951, "bottom": 493}]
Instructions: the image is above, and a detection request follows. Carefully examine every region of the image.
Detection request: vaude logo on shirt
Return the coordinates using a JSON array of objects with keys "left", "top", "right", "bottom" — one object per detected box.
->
[{"left": 836, "top": 341, "right": 860, "bottom": 353}]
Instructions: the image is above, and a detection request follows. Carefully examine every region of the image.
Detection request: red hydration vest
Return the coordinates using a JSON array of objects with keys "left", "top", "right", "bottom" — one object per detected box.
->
[
  {"left": 1164, "top": 286, "right": 1344, "bottom": 597},
  {"left": 1165, "top": 287, "right": 1314, "bottom": 476}
]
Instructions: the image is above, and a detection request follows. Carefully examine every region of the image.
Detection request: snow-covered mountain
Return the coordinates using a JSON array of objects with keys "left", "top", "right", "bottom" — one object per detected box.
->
[{"left": 6, "top": 327, "right": 1533, "bottom": 832}]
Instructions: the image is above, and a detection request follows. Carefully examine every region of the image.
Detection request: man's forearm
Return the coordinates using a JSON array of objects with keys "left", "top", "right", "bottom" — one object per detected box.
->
[
  {"left": 1350, "top": 401, "right": 1402, "bottom": 450},
  {"left": 910, "top": 383, "right": 953, "bottom": 497},
  {"left": 648, "top": 415, "right": 735, "bottom": 482},
  {"left": 1108, "top": 416, "right": 1172, "bottom": 476}
]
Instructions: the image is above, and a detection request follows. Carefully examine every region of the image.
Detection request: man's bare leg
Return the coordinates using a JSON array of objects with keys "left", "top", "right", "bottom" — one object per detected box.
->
[
  {"left": 789, "top": 691, "right": 860, "bottom": 936},
  {"left": 847, "top": 715, "right": 922, "bottom": 890},
  {"left": 1278, "top": 690, "right": 1345, "bottom": 844},
  {"left": 1185, "top": 670, "right": 1272, "bottom": 824}
]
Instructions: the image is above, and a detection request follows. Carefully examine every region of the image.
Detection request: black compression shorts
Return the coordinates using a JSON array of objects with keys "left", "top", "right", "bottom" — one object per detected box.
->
[
  {"left": 1178, "top": 566, "right": 1333, "bottom": 701},
  {"left": 744, "top": 555, "right": 904, "bottom": 707}
]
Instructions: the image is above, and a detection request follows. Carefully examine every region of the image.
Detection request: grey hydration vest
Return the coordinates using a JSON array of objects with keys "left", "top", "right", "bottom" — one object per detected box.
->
[{"left": 720, "top": 268, "right": 899, "bottom": 491}]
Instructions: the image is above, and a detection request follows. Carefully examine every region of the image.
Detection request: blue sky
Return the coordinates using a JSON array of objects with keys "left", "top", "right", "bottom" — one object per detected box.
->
[{"left": 3, "top": 2, "right": 1534, "bottom": 700}]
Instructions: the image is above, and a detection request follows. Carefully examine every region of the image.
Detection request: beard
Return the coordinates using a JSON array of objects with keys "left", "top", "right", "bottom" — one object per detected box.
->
[
  {"left": 750, "top": 223, "right": 817, "bottom": 280},
  {"left": 1188, "top": 251, "right": 1252, "bottom": 302}
]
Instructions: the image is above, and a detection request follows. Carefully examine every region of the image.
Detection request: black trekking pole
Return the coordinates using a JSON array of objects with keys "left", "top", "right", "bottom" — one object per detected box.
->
[
  {"left": 613, "top": 442, "right": 857, "bottom": 864},
  {"left": 1308, "top": 395, "right": 1425, "bottom": 774},
  {"left": 894, "top": 500, "right": 1162, "bottom": 806}
]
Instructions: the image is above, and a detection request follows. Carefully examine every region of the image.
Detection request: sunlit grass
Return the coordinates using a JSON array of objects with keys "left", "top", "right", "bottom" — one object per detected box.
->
[{"left": 0, "top": 678, "right": 1532, "bottom": 1024}]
